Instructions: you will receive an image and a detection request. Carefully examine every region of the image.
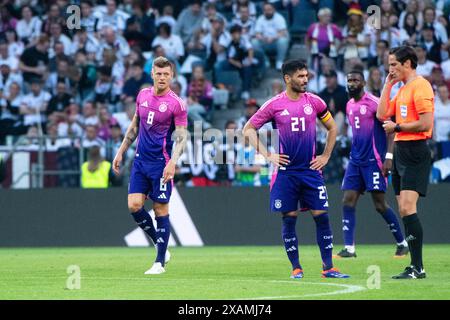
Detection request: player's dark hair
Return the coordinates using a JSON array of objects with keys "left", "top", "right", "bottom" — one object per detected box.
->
[
  {"left": 281, "top": 60, "right": 308, "bottom": 77},
  {"left": 389, "top": 46, "right": 418, "bottom": 69},
  {"left": 348, "top": 69, "right": 365, "bottom": 80},
  {"left": 153, "top": 56, "right": 174, "bottom": 71}
]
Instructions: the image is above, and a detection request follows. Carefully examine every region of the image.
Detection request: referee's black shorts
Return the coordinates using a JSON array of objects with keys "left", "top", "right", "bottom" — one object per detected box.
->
[{"left": 392, "top": 140, "right": 432, "bottom": 197}]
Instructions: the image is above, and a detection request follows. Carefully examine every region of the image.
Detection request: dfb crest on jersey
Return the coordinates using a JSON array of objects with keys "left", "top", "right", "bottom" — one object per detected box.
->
[
  {"left": 159, "top": 103, "right": 168, "bottom": 112},
  {"left": 360, "top": 105, "right": 367, "bottom": 115},
  {"left": 274, "top": 199, "right": 282, "bottom": 209},
  {"left": 304, "top": 104, "right": 313, "bottom": 115}
]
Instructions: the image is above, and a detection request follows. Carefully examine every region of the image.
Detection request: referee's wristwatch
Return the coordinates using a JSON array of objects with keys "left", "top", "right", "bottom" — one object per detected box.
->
[{"left": 394, "top": 123, "right": 402, "bottom": 132}]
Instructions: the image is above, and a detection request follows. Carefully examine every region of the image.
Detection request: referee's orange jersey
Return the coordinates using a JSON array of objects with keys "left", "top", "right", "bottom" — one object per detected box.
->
[{"left": 384, "top": 76, "right": 434, "bottom": 141}]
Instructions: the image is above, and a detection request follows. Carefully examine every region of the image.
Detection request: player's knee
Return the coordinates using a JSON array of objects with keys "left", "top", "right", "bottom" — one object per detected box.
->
[
  {"left": 128, "top": 201, "right": 144, "bottom": 213},
  {"left": 399, "top": 205, "right": 414, "bottom": 216},
  {"left": 153, "top": 202, "right": 169, "bottom": 217},
  {"left": 374, "top": 202, "right": 388, "bottom": 214},
  {"left": 342, "top": 196, "right": 356, "bottom": 208}
]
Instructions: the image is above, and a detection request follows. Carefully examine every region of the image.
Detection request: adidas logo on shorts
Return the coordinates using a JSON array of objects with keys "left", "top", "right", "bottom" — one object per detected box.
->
[{"left": 158, "top": 193, "right": 167, "bottom": 200}]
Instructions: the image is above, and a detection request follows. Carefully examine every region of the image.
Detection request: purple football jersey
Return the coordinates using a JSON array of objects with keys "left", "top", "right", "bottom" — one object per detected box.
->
[
  {"left": 135, "top": 87, "right": 187, "bottom": 164},
  {"left": 249, "top": 91, "right": 329, "bottom": 170},
  {"left": 346, "top": 92, "right": 386, "bottom": 167}
]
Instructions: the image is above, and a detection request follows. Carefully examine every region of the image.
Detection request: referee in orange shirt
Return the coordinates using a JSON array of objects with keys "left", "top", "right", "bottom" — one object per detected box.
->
[{"left": 377, "top": 46, "right": 434, "bottom": 279}]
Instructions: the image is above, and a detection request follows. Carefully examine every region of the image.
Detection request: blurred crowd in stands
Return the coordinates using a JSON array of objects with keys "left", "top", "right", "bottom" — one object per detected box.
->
[{"left": 0, "top": 0, "right": 450, "bottom": 188}]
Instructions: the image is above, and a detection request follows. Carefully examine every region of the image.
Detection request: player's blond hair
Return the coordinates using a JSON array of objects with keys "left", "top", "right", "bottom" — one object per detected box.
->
[{"left": 152, "top": 57, "right": 174, "bottom": 71}]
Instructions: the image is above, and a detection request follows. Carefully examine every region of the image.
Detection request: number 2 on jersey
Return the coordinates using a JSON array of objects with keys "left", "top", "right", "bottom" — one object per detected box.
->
[
  {"left": 354, "top": 116, "right": 360, "bottom": 129},
  {"left": 147, "top": 111, "right": 155, "bottom": 125}
]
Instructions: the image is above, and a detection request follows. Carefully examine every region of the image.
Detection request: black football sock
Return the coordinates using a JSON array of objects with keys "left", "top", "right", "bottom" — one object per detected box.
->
[{"left": 402, "top": 214, "right": 423, "bottom": 270}]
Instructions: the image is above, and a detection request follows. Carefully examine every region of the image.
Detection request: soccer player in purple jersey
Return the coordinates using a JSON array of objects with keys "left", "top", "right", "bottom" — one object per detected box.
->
[
  {"left": 335, "top": 70, "right": 409, "bottom": 259},
  {"left": 112, "top": 57, "right": 188, "bottom": 275},
  {"left": 243, "top": 60, "right": 349, "bottom": 279}
]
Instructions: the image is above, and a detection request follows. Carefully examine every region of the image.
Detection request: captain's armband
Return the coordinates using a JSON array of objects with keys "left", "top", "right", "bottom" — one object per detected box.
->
[{"left": 319, "top": 110, "right": 332, "bottom": 123}]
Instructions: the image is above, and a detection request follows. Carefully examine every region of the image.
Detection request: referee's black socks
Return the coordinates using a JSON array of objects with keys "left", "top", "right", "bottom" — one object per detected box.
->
[{"left": 402, "top": 214, "right": 423, "bottom": 270}]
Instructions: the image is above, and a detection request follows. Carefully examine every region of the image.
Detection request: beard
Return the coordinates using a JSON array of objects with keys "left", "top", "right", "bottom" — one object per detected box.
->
[
  {"left": 348, "top": 87, "right": 362, "bottom": 98},
  {"left": 292, "top": 83, "right": 307, "bottom": 93}
]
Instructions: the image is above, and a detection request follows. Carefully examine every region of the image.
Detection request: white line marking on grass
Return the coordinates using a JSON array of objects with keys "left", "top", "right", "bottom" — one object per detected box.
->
[
  {"left": 0, "top": 277, "right": 366, "bottom": 300},
  {"left": 241, "top": 281, "right": 367, "bottom": 300}
]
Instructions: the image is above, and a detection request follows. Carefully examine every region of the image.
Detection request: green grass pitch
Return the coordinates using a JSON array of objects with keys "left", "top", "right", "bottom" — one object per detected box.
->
[{"left": 0, "top": 245, "right": 449, "bottom": 300}]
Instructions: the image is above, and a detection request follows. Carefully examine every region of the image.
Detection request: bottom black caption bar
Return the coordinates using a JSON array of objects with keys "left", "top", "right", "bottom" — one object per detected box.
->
[{"left": 177, "top": 302, "right": 273, "bottom": 318}]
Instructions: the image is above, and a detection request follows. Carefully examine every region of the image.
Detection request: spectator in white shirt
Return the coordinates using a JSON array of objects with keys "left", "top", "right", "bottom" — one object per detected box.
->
[
  {"left": 201, "top": 2, "right": 227, "bottom": 34},
  {"left": 96, "top": 26, "right": 130, "bottom": 63},
  {"left": 251, "top": 2, "right": 289, "bottom": 70},
  {"left": 434, "top": 84, "right": 450, "bottom": 142},
  {"left": 156, "top": 5, "right": 177, "bottom": 31},
  {"left": 398, "top": 0, "right": 423, "bottom": 31},
  {"left": 82, "top": 125, "right": 106, "bottom": 157},
  {"left": 79, "top": 100, "right": 99, "bottom": 128},
  {"left": 46, "top": 58, "right": 72, "bottom": 95},
  {"left": 0, "top": 42, "right": 19, "bottom": 72},
  {"left": 215, "top": 25, "right": 254, "bottom": 100},
  {"left": 399, "top": 12, "right": 420, "bottom": 45},
  {"left": 15, "top": 5, "right": 42, "bottom": 45},
  {"left": 80, "top": 0, "right": 100, "bottom": 35},
  {"left": 70, "top": 27, "right": 99, "bottom": 56},
  {"left": 20, "top": 79, "right": 51, "bottom": 128},
  {"left": 369, "top": 14, "right": 405, "bottom": 57},
  {"left": 113, "top": 98, "right": 134, "bottom": 134},
  {"left": 58, "top": 102, "right": 84, "bottom": 138},
  {"left": 231, "top": 4, "right": 256, "bottom": 41},
  {"left": 414, "top": 44, "right": 436, "bottom": 78},
  {"left": 441, "top": 47, "right": 450, "bottom": 81},
  {"left": 48, "top": 22, "right": 72, "bottom": 58},
  {"left": 201, "top": 16, "right": 231, "bottom": 70},
  {"left": 45, "top": 121, "right": 72, "bottom": 151},
  {"left": 151, "top": 23, "right": 184, "bottom": 62},
  {"left": 97, "top": 0, "right": 127, "bottom": 33},
  {"left": 0, "top": 81, "right": 24, "bottom": 144},
  {"left": 423, "top": 6, "right": 448, "bottom": 44},
  {"left": 5, "top": 29, "right": 24, "bottom": 60},
  {"left": 232, "top": 0, "right": 257, "bottom": 20},
  {"left": 0, "top": 63, "right": 23, "bottom": 97},
  {"left": 174, "top": 0, "right": 205, "bottom": 45}
]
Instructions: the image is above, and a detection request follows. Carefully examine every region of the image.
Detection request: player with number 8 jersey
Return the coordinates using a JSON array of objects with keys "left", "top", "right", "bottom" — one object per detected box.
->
[
  {"left": 113, "top": 57, "right": 188, "bottom": 275},
  {"left": 243, "top": 60, "right": 349, "bottom": 279}
]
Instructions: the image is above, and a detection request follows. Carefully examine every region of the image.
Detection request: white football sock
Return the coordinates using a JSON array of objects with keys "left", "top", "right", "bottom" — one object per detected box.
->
[{"left": 345, "top": 245, "right": 355, "bottom": 253}]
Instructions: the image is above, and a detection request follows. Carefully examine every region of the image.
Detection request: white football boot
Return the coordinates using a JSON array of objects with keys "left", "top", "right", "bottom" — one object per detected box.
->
[{"left": 144, "top": 262, "right": 165, "bottom": 275}]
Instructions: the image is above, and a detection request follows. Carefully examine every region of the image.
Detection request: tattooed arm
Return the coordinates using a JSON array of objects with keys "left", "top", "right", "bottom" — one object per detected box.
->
[
  {"left": 112, "top": 113, "right": 139, "bottom": 175},
  {"left": 162, "top": 125, "right": 188, "bottom": 184}
]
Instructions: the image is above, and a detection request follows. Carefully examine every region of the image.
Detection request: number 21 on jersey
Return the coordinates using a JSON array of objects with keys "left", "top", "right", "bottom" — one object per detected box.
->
[{"left": 291, "top": 117, "right": 306, "bottom": 132}]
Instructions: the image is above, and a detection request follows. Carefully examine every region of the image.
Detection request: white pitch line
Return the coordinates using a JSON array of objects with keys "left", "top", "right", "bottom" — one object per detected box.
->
[
  {"left": 0, "top": 277, "right": 367, "bottom": 300},
  {"left": 241, "top": 281, "right": 367, "bottom": 300}
]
